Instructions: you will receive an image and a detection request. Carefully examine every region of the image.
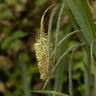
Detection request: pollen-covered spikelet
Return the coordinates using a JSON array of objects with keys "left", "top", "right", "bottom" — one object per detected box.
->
[
  {"left": 34, "top": 5, "right": 55, "bottom": 80},
  {"left": 34, "top": 37, "right": 49, "bottom": 80}
]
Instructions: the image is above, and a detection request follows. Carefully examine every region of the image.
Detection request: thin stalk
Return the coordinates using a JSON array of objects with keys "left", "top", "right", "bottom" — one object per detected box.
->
[
  {"left": 40, "top": 4, "right": 56, "bottom": 37},
  {"left": 47, "top": 5, "right": 59, "bottom": 73},
  {"left": 51, "top": 30, "right": 79, "bottom": 58},
  {"left": 19, "top": 54, "right": 31, "bottom": 96},
  {"left": 53, "top": 2, "right": 65, "bottom": 65},
  {"left": 32, "top": 90, "right": 69, "bottom": 96},
  {"left": 43, "top": 43, "right": 84, "bottom": 89},
  {"left": 69, "top": 50, "right": 73, "bottom": 96},
  {"left": 68, "top": 43, "right": 84, "bottom": 96},
  {"left": 90, "top": 41, "right": 96, "bottom": 96},
  {"left": 83, "top": 48, "right": 92, "bottom": 96}
]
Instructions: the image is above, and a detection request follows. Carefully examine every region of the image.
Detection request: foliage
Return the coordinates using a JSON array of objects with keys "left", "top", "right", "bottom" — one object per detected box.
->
[{"left": 0, "top": 0, "right": 96, "bottom": 96}]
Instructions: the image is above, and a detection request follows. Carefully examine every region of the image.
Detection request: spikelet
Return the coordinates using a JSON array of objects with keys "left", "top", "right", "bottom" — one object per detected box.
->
[
  {"left": 35, "top": 37, "right": 48, "bottom": 80},
  {"left": 34, "top": 5, "right": 55, "bottom": 80}
]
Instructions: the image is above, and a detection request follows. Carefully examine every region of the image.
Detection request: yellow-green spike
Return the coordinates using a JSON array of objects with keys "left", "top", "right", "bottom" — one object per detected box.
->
[{"left": 34, "top": 4, "right": 56, "bottom": 80}]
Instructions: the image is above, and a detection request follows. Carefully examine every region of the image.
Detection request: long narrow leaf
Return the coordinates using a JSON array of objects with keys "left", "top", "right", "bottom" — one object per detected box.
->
[
  {"left": 32, "top": 90, "right": 69, "bottom": 96},
  {"left": 66, "top": 0, "right": 95, "bottom": 44}
]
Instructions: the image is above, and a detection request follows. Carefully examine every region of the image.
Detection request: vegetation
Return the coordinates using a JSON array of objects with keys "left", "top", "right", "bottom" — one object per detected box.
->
[{"left": 0, "top": 0, "right": 96, "bottom": 96}]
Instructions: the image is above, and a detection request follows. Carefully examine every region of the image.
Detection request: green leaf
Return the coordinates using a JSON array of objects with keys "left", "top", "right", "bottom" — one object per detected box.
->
[
  {"left": 67, "top": 0, "right": 95, "bottom": 44},
  {"left": 19, "top": 55, "right": 31, "bottom": 96},
  {"left": 8, "top": 40, "right": 22, "bottom": 52},
  {"left": 1, "top": 31, "right": 27, "bottom": 50},
  {"left": 32, "top": 90, "right": 69, "bottom": 96},
  {"left": 0, "top": 4, "right": 14, "bottom": 19},
  {"left": 10, "top": 31, "right": 27, "bottom": 40}
]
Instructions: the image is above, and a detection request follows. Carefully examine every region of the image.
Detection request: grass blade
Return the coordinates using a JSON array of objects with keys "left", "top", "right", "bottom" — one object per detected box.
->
[
  {"left": 53, "top": 2, "right": 65, "bottom": 64},
  {"left": 66, "top": 0, "right": 95, "bottom": 44},
  {"left": 51, "top": 30, "right": 79, "bottom": 58},
  {"left": 47, "top": 5, "right": 59, "bottom": 75},
  {"left": 43, "top": 43, "right": 84, "bottom": 89},
  {"left": 83, "top": 48, "right": 92, "bottom": 96},
  {"left": 69, "top": 51, "right": 73, "bottom": 96},
  {"left": 90, "top": 41, "right": 96, "bottom": 96},
  {"left": 53, "top": 2, "right": 67, "bottom": 93},
  {"left": 19, "top": 54, "right": 31, "bottom": 96},
  {"left": 32, "top": 90, "right": 69, "bottom": 96}
]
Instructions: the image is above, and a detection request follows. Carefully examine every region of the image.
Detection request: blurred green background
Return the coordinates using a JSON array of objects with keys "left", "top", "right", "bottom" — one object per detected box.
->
[
  {"left": 0, "top": 0, "right": 92, "bottom": 96},
  {"left": 0, "top": 0, "right": 51, "bottom": 96}
]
